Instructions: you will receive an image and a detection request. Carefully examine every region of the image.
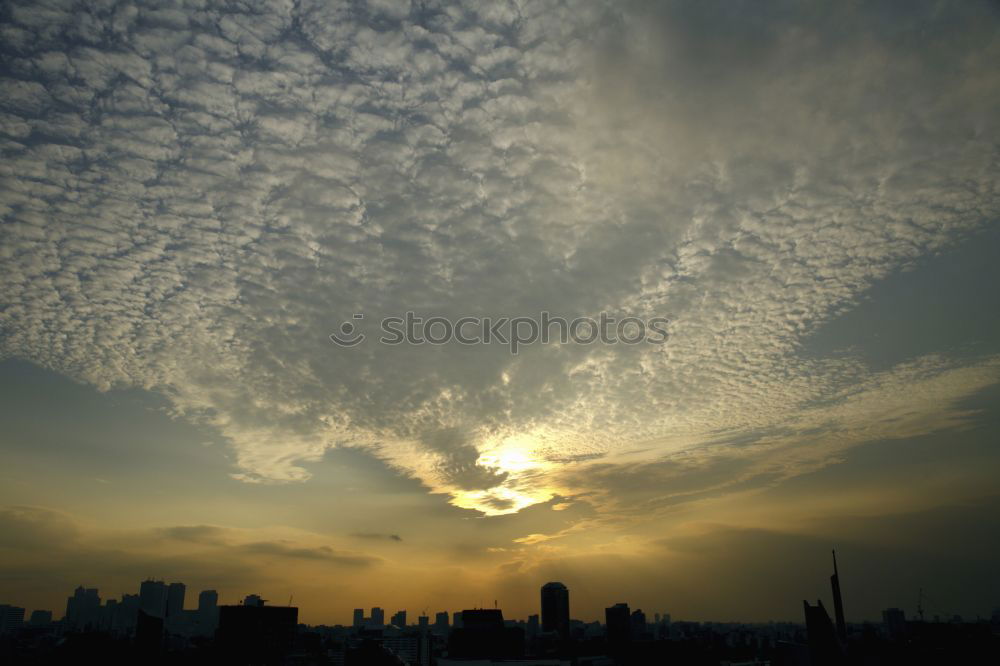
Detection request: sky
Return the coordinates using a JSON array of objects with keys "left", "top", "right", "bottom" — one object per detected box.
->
[{"left": 1, "top": 0, "right": 999, "bottom": 625}]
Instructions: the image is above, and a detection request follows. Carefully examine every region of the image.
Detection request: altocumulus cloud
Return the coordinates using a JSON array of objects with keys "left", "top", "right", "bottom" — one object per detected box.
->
[{"left": 1, "top": 1, "right": 999, "bottom": 515}]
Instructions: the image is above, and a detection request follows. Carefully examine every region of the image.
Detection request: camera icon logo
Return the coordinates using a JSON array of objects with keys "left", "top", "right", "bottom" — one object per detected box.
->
[{"left": 330, "top": 313, "right": 366, "bottom": 347}]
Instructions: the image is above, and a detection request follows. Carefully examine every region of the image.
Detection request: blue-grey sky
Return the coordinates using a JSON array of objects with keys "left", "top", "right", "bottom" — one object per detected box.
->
[{"left": 1, "top": 0, "right": 999, "bottom": 623}]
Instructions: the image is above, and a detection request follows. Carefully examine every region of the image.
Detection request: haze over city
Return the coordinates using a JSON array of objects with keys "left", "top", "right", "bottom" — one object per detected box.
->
[{"left": 2, "top": 0, "right": 999, "bottom": 642}]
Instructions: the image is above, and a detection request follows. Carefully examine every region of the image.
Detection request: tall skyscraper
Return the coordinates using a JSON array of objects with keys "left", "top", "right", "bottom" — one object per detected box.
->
[
  {"left": 166, "top": 582, "right": 186, "bottom": 620},
  {"left": 630, "top": 608, "right": 647, "bottom": 639},
  {"left": 830, "top": 550, "right": 847, "bottom": 642},
  {"left": 540, "top": 581, "right": 570, "bottom": 640},
  {"left": 605, "top": 603, "right": 630, "bottom": 652},
  {"left": 371, "top": 606, "right": 385, "bottom": 627},
  {"left": 198, "top": 590, "right": 219, "bottom": 633},
  {"left": 115, "top": 594, "right": 140, "bottom": 633},
  {"left": 803, "top": 599, "right": 842, "bottom": 665},
  {"left": 353, "top": 608, "right": 364, "bottom": 627},
  {"left": 198, "top": 589, "right": 218, "bottom": 613},
  {"left": 139, "top": 580, "right": 167, "bottom": 619},
  {"left": 390, "top": 609, "right": 407, "bottom": 628},
  {"left": 434, "top": 611, "right": 449, "bottom": 633},
  {"left": 882, "top": 607, "right": 906, "bottom": 641},
  {"left": 65, "top": 586, "right": 101, "bottom": 630}
]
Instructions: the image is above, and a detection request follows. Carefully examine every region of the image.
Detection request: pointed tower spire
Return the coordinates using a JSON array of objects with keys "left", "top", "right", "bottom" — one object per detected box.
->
[{"left": 830, "top": 549, "right": 847, "bottom": 642}]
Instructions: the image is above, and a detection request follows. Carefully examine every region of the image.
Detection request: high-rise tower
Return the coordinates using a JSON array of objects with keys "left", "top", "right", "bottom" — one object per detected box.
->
[
  {"left": 830, "top": 550, "right": 847, "bottom": 642},
  {"left": 540, "top": 581, "right": 570, "bottom": 640},
  {"left": 139, "top": 580, "right": 167, "bottom": 619},
  {"left": 167, "top": 582, "right": 186, "bottom": 621}
]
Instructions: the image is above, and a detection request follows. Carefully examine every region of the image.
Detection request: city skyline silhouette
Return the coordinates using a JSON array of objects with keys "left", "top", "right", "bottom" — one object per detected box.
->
[{"left": 3, "top": 561, "right": 998, "bottom": 664}]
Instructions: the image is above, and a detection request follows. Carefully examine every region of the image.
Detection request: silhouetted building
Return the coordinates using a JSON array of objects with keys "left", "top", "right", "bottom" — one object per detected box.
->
[
  {"left": 803, "top": 599, "right": 843, "bottom": 666},
  {"left": 418, "top": 614, "right": 429, "bottom": 631},
  {"left": 526, "top": 613, "right": 539, "bottom": 638},
  {"left": 139, "top": 580, "right": 167, "bottom": 619},
  {"left": 136, "top": 609, "right": 165, "bottom": 654},
  {"left": 65, "top": 586, "right": 101, "bottom": 630},
  {"left": 391, "top": 609, "right": 407, "bottom": 628},
  {"left": 830, "top": 550, "right": 847, "bottom": 642},
  {"left": 29, "top": 609, "right": 52, "bottom": 626},
  {"left": 198, "top": 589, "right": 219, "bottom": 634},
  {"left": 353, "top": 608, "right": 365, "bottom": 627},
  {"left": 244, "top": 594, "right": 265, "bottom": 607},
  {"left": 198, "top": 589, "right": 218, "bottom": 611},
  {"left": 606, "top": 603, "right": 631, "bottom": 653},
  {"left": 540, "top": 581, "right": 570, "bottom": 641},
  {"left": 382, "top": 624, "right": 430, "bottom": 665},
  {"left": 103, "top": 598, "right": 119, "bottom": 631},
  {"left": 371, "top": 606, "right": 385, "bottom": 628},
  {"left": 217, "top": 601, "right": 298, "bottom": 664},
  {"left": 166, "top": 582, "right": 186, "bottom": 624},
  {"left": 107, "top": 593, "right": 139, "bottom": 634},
  {"left": 351, "top": 638, "right": 412, "bottom": 665},
  {"left": 630, "top": 608, "right": 647, "bottom": 640},
  {"left": 448, "top": 609, "right": 524, "bottom": 660},
  {"left": 452, "top": 610, "right": 463, "bottom": 629},
  {"left": 883, "top": 607, "right": 906, "bottom": 641},
  {"left": 434, "top": 610, "right": 449, "bottom": 634},
  {"left": 0, "top": 604, "right": 25, "bottom": 634}
]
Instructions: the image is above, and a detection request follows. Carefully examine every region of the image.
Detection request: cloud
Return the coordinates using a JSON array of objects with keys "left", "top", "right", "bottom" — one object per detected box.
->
[
  {"left": 158, "top": 525, "right": 229, "bottom": 544},
  {"left": 0, "top": 505, "right": 79, "bottom": 549},
  {"left": 152, "top": 524, "right": 383, "bottom": 566},
  {"left": 239, "top": 541, "right": 381, "bottom": 567},
  {"left": 351, "top": 532, "right": 403, "bottom": 542},
  {"left": 0, "top": 0, "right": 998, "bottom": 519}
]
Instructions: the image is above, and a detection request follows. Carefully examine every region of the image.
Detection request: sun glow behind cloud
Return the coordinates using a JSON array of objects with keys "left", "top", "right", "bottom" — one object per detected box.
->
[{"left": 462, "top": 436, "right": 558, "bottom": 515}]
